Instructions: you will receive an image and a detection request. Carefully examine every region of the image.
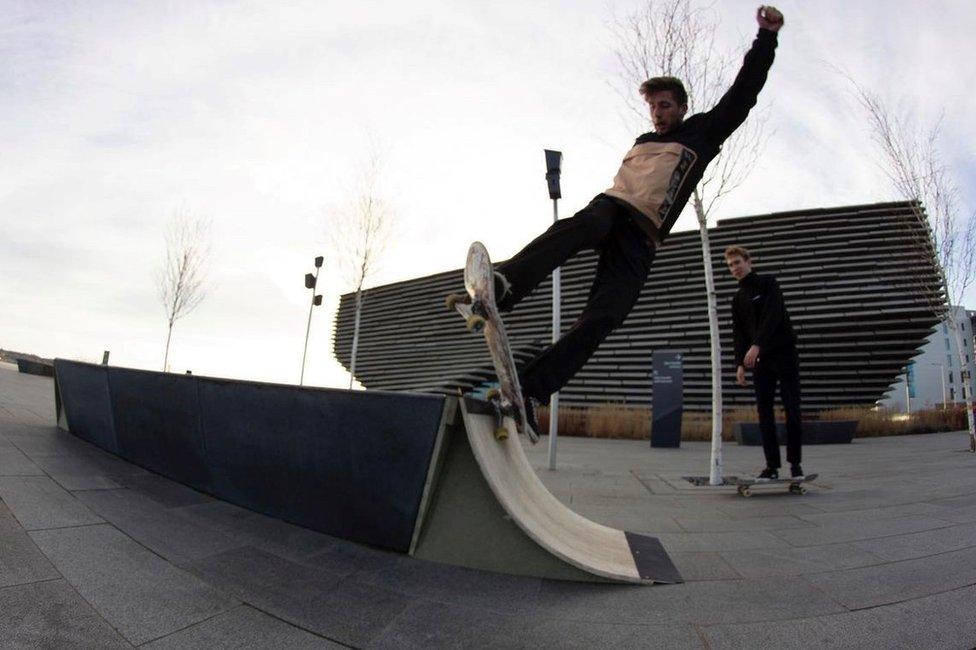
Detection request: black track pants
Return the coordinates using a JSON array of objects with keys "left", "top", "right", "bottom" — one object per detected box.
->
[
  {"left": 752, "top": 350, "right": 803, "bottom": 467},
  {"left": 495, "top": 196, "right": 655, "bottom": 402}
]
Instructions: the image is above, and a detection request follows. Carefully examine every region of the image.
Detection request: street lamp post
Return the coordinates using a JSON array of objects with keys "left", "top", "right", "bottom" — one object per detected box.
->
[
  {"left": 544, "top": 149, "right": 562, "bottom": 471},
  {"left": 300, "top": 256, "right": 324, "bottom": 386}
]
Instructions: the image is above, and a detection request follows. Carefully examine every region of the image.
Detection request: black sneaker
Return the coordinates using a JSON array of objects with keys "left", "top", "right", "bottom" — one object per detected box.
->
[
  {"left": 757, "top": 467, "right": 779, "bottom": 481},
  {"left": 790, "top": 464, "right": 804, "bottom": 479}
]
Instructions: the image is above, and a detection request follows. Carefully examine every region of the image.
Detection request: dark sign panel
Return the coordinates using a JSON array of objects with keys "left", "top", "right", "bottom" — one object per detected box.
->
[{"left": 651, "top": 351, "right": 683, "bottom": 448}]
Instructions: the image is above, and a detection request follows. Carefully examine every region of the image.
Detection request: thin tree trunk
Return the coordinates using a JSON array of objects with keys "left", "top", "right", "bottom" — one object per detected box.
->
[
  {"left": 349, "top": 289, "right": 363, "bottom": 389},
  {"left": 693, "top": 190, "right": 724, "bottom": 485},
  {"left": 163, "top": 321, "right": 174, "bottom": 372}
]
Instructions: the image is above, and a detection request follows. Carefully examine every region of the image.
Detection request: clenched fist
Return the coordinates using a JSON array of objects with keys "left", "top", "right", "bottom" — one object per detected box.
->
[{"left": 757, "top": 5, "right": 784, "bottom": 32}]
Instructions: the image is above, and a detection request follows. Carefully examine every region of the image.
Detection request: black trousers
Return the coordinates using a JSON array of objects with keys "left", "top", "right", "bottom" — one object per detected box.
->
[
  {"left": 752, "top": 350, "right": 803, "bottom": 467},
  {"left": 495, "top": 196, "right": 655, "bottom": 402}
]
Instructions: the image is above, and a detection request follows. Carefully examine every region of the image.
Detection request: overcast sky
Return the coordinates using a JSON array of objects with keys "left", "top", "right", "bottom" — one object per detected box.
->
[{"left": 3, "top": 0, "right": 975, "bottom": 388}]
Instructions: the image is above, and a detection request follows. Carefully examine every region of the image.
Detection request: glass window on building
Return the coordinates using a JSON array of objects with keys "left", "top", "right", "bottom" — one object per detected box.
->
[
  {"left": 943, "top": 322, "right": 949, "bottom": 334},
  {"left": 946, "top": 338, "right": 951, "bottom": 350}
]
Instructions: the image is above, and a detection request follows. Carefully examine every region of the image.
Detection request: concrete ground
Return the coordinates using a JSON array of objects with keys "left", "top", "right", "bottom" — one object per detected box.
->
[{"left": 2, "top": 362, "right": 975, "bottom": 649}]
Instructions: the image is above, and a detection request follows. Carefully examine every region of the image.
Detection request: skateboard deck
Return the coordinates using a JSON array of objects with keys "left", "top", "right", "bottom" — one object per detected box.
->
[
  {"left": 683, "top": 473, "right": 818, "bottom": 497},
  {"left": 446, "top": 242, "right": 537, "bottom": 444}
]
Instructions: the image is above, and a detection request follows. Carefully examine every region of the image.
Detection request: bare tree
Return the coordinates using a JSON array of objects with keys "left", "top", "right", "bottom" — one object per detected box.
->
[
  {"left": 608, "top": 0, "right": 772, "bottom": 483},
  {"left": 329, "top": 144, "right": 394, "bottom": 389},
  {"left": 156, "top": 210, "right": 211, "bottom": 372},
  {"left": 852, "top": 83, "right": 976, "bottom": 447}
]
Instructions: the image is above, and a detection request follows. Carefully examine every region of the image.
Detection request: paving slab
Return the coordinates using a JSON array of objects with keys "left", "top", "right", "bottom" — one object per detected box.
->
[
  {"left": 112, "top": 472, "right": 214, "bottom": 508},
  {"left": 177, "top": 500, "right": 340, "bottom": 562},
  {"left": 674, "top": 514, "right": 814, "bottom": 533},
  {"left": 0, "top": 498, "right": 21, "bottom": 533},
  {"left": 74, "top": 488, "right": 245, "bottom": 564},
  {"left": 0, "top": 529, "right": 60, "bottom": 588},
  {"left": 25, "top": 453, "right": 123, "bottom": 491},
  {"left": 795, "top": 501, "right": 953, "bottom": 525},
  {"left": 654, "top": 530, "right": 792, "bottom": 553},
  {"left": 30, "top": 524, "right": 239, "bottom": 645},
  {"left": 142, "top": 605, "right": 343, "bottom": 649},
  {"left": 666, "top": 551, "right": 742, "bottom": 581},
  {"left": 804, "top": 545, "right": 976, "bottom": 610},
  {"left": 701, "top": 582, "right": 976, "bottom": 649},
  {"left": 0, "top": 440, "right": 44, "bottom": 476},
  {"left": 0, "top": 476, "right": 104, "bottom": 530},
  {"left": 529, "top": 576, "right": 844, "bottom": 626},
  {"left": 771, "top": 514, "right": 953, "bottom": 547},
  {"left": 851, "top": 521, "right": 976, "bottom": 562},
  {"left": 0, "top": 579, "right": 131, "bottom": 649},
  {"left": 371, "top": 599, "right": 703, "bottom": 649},
  {"left": 717, "top": 544, "right": 886, "bottom": 579},
  {"left": 185, "top": 545, "right": 411, "bottom": 648},
  {"left": 344, "top": 550, "right": 543, "bottom": 616}
]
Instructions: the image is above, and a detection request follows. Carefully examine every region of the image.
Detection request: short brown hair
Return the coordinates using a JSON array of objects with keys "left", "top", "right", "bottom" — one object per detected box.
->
[
  {"left": 639, "top": 76, "right": 688, "bottom": 106},
  {"left": 724, "top": 245, "right": 751, "bottom": 261}
]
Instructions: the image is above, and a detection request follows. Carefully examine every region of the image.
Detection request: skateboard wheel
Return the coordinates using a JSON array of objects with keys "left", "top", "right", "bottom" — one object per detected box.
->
[
  {"left": 738, "top": 487, "right": 752, "bottom": 497},
  {"left": 445, "top": 293, "right": 470, "bottom": 310},
  {"left": 790, "top": 485, "right": 806, "bottom": 495},
  {"left": 466, "top": 314, "right": 486, "bottom": 333},
  {"left": 494, "top": 425, "right": 509, "bottom": 441}
]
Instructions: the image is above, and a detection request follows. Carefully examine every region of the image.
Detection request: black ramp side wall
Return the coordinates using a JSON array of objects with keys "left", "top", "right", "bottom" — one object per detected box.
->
[
  {"left": 107, "top": 367, "right": 212, "bottom": 491},
  {"left": 53, "top": 360, "right": 118, "bottom": 453},
  {"left": 197, "top": 380, "right": 445, "bottom": 552},
  {"left": 54, "top": 360, "right": 447, "bottom": 554}
]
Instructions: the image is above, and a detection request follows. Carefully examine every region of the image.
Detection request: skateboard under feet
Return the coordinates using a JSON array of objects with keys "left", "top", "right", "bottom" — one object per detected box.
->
[
  {"left": 445, "top": 242, "right": 537, "bottom": 444},
  {"left": 734, "top": 473, "right": 819, "bottom": 497}
]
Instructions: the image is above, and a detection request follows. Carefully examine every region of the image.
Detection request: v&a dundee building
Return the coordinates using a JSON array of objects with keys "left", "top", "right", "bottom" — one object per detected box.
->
[{"left": 333, "top": 201, "right": 944, "bottom": 412}]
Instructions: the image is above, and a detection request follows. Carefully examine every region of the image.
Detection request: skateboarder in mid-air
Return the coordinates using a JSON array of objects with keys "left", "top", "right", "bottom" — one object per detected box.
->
[
  {"left": 726, "top": 246, "right": 804, "bottom": 480},
  {"left": 484, "top": 6, "right": 785, "bottom": 437}
]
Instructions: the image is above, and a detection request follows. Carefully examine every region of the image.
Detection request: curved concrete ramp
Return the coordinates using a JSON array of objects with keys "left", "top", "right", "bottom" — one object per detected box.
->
[{"left": 53, "top": 360, "right": 680, "bottom": 584}]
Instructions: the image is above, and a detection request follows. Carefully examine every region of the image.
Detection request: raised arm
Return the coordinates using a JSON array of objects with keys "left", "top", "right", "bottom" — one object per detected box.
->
[{"left": 703, "top": 6, "right": 783, "bottom": 144}]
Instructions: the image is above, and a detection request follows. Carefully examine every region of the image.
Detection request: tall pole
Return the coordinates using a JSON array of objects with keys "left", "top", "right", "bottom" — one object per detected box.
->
[
  {"left": 904, "top": 366, "right": 911, "bottom": 414},
  {"left": 941, "top": 364, "right": 947, "bottom": 408},
  {"left": 300, "top": 256, "right": 324, "bottom": 386},
  {"left": 544, "top": 150, "right": 563, "bottom": 471}
]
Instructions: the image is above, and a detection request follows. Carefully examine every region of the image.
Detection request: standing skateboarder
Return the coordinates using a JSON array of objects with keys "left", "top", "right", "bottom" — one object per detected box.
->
[
  {"left": 488, "top": 6, "right": 784, "bottom": 437},
  {"left": 726, "top": 245, "right": 804, "bottom": 479}
]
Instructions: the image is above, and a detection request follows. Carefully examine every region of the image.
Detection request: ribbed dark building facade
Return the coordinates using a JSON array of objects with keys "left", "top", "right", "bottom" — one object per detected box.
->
[{"left": 334, "top": 201, "right": 943, "bottom": 411}]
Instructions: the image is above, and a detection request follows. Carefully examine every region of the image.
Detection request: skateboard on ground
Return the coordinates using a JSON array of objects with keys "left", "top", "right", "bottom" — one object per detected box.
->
[
  {"left": 733, "top": 473, "right": 818, "bottom": 497},
  {"left": 683, "top": 473, "right": 818, "bottom": 497},
  {"left": 445, "top": 242, "right": 538, "bottom": 444}
]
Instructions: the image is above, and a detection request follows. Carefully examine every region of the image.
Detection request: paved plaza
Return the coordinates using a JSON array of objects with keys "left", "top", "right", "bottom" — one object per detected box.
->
[{"left": 2, "top": 362, "right": 975, "bottom": 648}]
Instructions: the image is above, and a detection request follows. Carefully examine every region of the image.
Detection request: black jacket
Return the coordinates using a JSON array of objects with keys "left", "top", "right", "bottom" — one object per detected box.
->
[
  {"left": 731, "top": 271, "right": 796, "bottom": 366},
  {"left": 603, "top": 29, "right": 778, "bottom": 244}
]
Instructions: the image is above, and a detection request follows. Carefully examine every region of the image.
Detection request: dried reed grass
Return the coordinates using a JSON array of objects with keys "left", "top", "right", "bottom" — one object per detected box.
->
[{"left": 535, "top": 403, "right": 969, "bottom": 441}]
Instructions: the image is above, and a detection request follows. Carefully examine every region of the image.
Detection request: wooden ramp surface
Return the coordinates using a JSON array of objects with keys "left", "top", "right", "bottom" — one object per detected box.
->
[{"left": 454, "top": 399, "right": 681, "bottom": 584}]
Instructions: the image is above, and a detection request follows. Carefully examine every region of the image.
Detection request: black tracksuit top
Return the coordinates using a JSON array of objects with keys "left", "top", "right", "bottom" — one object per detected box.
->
[
  {"left": 602, "top": 28, "right": 778, "bottom": 244},
  {"left": 731, "top": 271, "right": 797, "bottom": 367}
]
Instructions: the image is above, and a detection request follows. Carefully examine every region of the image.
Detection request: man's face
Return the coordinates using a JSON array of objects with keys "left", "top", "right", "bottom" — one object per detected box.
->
[
  {"left": 646, "top": 90, "right": 688, "bottom": 135},
  {"left": 726, "top": 254, "right": 752, "bottom": 280}
]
